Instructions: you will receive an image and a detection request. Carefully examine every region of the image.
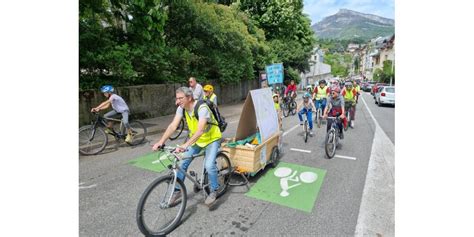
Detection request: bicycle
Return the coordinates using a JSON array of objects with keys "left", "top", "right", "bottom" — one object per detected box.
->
[
  {"left": 136, "top": 145, "right": 232, "bottom": 236},
  {"left": 344, "top": 101, "right": 355, "bottom": 131},
  {"left": 79, "top": 112, "right": 147, "bottom": 155},
  {"left": 314, "top": 99, "right": 326, "bottom": 128},
  {"left": 282, "top": 96, "right": 297, "bottom": 117},
  {"left": 325, "top": 114, "right": 342, "bottom": 158},
  {"left": 299, "top": 110, "right": 310, "bottom": 143}
]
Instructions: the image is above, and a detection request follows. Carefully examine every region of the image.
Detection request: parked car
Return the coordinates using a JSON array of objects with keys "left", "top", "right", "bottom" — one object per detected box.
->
[
  {"left": 375, "top": 86, "right": 395, "bottom": 106},
  {"left": 371, "top": 83, "right": 388, "bottom": 96}
]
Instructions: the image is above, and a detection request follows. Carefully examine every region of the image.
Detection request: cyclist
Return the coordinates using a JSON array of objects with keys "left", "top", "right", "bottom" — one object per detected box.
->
[
  {"left": 353, "top": 80, "right": 361, "bottom": 103},
  {"left": 188, "top": 77, "right": 204, "bottom": 101},
  {"left": 273, "top": 93, "right": 283, "bottom": 130},
  {"left": 284, "top": 80, "right": 297, "bottom": 100},
  {"left": 313, "top": 79, "right": 330, "bottom": 117},
  {"left": 203, "top": 84, "right": 217, "bottom": 106},
  {"left": 306, "top": 85, "right": 313, "bottom": 94},
  {"left": 90, "top": 85, "right": 133, "bottom": 143},
  {"left": 152, "top": 86, "right": 222, "bottom": 207},
  {"left": 341, "top": 81, "right": 358, "bottom": 128},
  {"left": 323, "top": 86, "right": 346, "bottom": 139},
  {"left": 296, "top": 92, "right": 317, "bottom": 136}
]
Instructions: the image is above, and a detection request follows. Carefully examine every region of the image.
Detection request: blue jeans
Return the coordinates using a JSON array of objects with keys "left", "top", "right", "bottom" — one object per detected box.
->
[
  {"left": 298, "top": 108, "right": 313, "bottom": 130},
  {"left": 315, "top": 99, "right": 327, "bottom": 114},
  {"left": 176, "top": 140, "right": 221, "bottom": 192}
]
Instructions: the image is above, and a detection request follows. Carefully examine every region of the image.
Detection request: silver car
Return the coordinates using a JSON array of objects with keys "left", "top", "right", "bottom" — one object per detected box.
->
[{"left": 375, "top": 86, "right": 395, "bottom": 106}]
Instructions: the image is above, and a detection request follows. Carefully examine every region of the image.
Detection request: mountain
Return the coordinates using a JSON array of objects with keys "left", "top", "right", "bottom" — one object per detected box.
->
[{"left": 312, "top": 9, "right": 394, "bottom": 41}]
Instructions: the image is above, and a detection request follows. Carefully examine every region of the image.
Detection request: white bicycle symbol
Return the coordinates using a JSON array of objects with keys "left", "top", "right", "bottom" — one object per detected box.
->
[{"left": 274, "top": 167, "right": 318, "bottom": 197}]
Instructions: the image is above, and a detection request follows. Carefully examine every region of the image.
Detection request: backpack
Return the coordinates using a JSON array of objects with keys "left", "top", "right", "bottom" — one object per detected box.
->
[{"left": 183, "top": 99, "right": 228, "bottom": 132}]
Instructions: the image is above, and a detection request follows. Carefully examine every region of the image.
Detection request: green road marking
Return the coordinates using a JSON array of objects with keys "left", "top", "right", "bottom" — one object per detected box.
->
[
  {"left": 128, "top": 151, "right": 173, "bottom": 173},
  {"left": 245, "top": 162, "right": 326, "bottom": 213}
]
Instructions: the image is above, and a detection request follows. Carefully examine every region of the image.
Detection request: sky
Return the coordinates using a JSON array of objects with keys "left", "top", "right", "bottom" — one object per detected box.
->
[{"left": 303, "top": 0, "right": 395, "bottom": 25}]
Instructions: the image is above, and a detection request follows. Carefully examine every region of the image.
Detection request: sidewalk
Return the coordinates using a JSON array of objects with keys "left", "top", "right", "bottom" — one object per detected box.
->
[{"left": 138, "top": 100, "right": 246, "bottom": 136}]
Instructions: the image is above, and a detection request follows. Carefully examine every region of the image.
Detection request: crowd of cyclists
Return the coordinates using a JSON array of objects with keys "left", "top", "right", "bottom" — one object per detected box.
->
[
  {"left": 89, "top": 76, "right": 361, "bottom": 207},
  {"left": 272, "top": 78, "right": 361, "bottom": 141}
]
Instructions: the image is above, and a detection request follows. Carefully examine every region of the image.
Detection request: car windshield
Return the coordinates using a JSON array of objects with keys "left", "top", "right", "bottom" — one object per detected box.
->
[{"left": 385, "top": 87, "right": 395, "bottom": 93}]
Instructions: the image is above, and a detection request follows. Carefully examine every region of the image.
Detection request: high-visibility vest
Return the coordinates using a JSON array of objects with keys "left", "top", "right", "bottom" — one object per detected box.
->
[
  {"left": 184, "top": 102, "right": 222, "bottom": 147},
  {"left": 315, "top": 86, "right": 328, "bottom": 100},
  {"left": 343, "top": 89, "right": 356, "bottom": 102},
  {"left": 203, "top": 93, "right": 217, "bottom": 105}
]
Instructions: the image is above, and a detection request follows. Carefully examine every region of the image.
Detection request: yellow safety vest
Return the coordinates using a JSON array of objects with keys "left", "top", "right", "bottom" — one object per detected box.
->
[
  {"left": 316, "top": 86, "right": 328, "bottom": 100},
  {"left": 274, "top": 102, "right": 280, "bottom": 110},
  {"left": 203, "top": 93, "right": 217, "bottom": 102},
  {"left": 184, "top": 102, "right": 222, "bottom": 147},
  {"left": 343, "top": 89, "right": 356, "bottom": 102}
]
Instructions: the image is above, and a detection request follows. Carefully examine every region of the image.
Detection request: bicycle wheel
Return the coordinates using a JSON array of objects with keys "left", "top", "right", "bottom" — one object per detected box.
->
[
  {"left": 204, "top": 152, "right": 232, "bottom": 198},
  {"left": 290, "top": 101, "right": 297, "bottom": 115},
  {"left": 79, "top": 125, "right": 108, "bottom": 155},
  {"left": 268, "top": 146, "right": 280, "bottom": 168},
  {"left": 325, "top": 130, "right": 337, "bottom": 158},
  {"left": 282, "top": 103, "right": 290, "bottom": 117},
  {"left": 126, "top": 121, "right": 147, "bottom": 146},
  {"left": 304, "top": 120, "right": 308, "bottom": 143},
  {"left": 136, "top": 175, "right": 187, "bottom": 236},
  {"left": 169, "top": 119, "right": 184, "bottom": 140},
  {"left": 317, "top": 109, "right": 322, "bottom": 128}
]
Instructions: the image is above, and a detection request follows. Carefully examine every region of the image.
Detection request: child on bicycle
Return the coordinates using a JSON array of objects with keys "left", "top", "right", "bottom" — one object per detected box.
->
[
  {"left": 296, "top": 92, "right": 317, "bottom": 136},
  {"left": 323, "top": 86, "right": 346, "bottom": 139},
  {"left": 341, "top": 81, "right": 357, "bottom": 128},
  {"left": 90, "top": 85, "right": 133, "bottom": 143}
]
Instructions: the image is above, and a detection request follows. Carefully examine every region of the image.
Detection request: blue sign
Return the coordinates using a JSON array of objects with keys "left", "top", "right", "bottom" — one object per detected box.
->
[{"left": 265, "top": 63, "right": 284, "bottom": 85}]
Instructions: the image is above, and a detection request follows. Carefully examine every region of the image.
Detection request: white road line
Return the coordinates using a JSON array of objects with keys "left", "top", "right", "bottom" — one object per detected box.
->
[
  {"left": 283, "top": 124, "right": 300, "bottom": 137},
  {"left": 290, "top": 148, "right": 312, "bottom": 153},
  {"left": 334, "top": 154, "right": 357, "bottom": 160},
  {"left": 79, "top": 184, "right": 97, "bottom": 190},
  {"left": 355, "top": 94, "right": 395, "bottom": 236}
]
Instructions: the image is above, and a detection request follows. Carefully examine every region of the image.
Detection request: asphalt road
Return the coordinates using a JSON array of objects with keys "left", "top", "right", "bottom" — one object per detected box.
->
[{"left": 79, "top": 92, "right": 394, "bottom": 236}]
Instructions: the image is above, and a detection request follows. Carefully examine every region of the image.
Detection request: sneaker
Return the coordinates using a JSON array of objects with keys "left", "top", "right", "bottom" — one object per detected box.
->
[
  {"left": 125, "top": 133, "right": 134, "bottom": 143},
  {"left": 351, "top": 121, "right": 355, "bottom": 128},
  {"left": 169, "top": 191, "right": 182, "bottom": 206},
  {"left": 205, "top": 191, "right": 217, "bottom": 206},
  {"left": 309, "top": 131, "right": 314, "bottom": 136}
]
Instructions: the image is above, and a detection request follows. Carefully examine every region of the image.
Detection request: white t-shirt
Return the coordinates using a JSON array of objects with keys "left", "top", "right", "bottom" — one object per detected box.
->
[
  {"left": 108, "top": 94, "right": 129, "bottom": 113},
  {"left": 191, "top": 84, "right": 204, "bottom": 101}
]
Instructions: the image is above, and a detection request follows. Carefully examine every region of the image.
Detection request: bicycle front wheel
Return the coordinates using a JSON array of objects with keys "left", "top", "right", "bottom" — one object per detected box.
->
[
  {"left": 136, "top": 175, "right": 187, "bottom": 236},
  {"left": 325, "top": 130, "right": 337, "bottom": 158},
  {"left": 126, "top": 121, "right": 147, "bottom": 146},
  {"left": 290, "top": 101, "right": 297, "bottom": 115},
  {"left": 204, "top": 152, "right": 232, "bottom": 198},
  {"left": 317, "top": 109, "right": 322, "bottom": 128},
  {"left": 169, "top": 119, "right": 184, "bottom": 140},
  {"left": 79, "top": 125, "right": 108, "bottom": 155},
  {"left": 304, "top": 120, "right": 308, "bottom": 143},
  {"left": 282, "top": 103, "right": 290, "bottom": 117}
]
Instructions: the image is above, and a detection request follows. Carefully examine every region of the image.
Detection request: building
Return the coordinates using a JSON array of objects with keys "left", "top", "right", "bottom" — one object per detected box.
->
[{"left": 300, "top": 47, "right": 332, "bottom": 88}]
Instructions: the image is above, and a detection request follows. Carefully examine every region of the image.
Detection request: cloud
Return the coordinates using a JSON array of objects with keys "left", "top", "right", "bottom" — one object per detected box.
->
[{"left": 303, "top": 0, "right": 395, "bottom": 25}]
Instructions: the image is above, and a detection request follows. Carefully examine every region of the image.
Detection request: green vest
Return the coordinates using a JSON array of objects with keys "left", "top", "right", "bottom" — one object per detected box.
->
[
  {"left": 316, "top": 86, "right": 328, "bottom": 100},
  {"left": 184, "top": 102, "right": 222, "bottom": 147}
]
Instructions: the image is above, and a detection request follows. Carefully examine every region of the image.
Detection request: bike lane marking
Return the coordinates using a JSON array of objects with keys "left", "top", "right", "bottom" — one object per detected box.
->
[
  {"left": 334, "top": 154, "right": 357, "bottom": 160},
  {"left": 127, "top": 151, "right": 172, "bottom": 173},
  {"left": 290, "top": 148, "right": 311, "bottom": 153},
  {"left": 245, "top": 162, "right": 326, "bottom": 213}
]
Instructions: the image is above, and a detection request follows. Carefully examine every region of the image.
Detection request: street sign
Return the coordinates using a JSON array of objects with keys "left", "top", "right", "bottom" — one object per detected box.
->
[{"left": 265, "top": 63, "right": 284, "bottom": 85}]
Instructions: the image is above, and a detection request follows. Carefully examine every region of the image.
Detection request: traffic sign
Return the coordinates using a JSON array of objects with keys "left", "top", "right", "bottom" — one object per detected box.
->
[{"left": 265, "top": 63, "right": 284, "bottom": 85}]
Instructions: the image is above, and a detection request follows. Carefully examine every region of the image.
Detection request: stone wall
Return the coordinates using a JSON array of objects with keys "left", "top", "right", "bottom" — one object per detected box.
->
[{"left": 79, "top": 79, "right": 258, "bottom": 126}]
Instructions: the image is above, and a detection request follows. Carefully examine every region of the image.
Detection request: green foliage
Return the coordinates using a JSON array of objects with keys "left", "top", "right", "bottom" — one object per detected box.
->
[
  {"left": 285, "top": 67, "right": 301, "bottom": 84},
  {"left": 79, "top": 0, "right": 315, "bottom": 89},
  {"left": 373, "top": 61, "right": 394, "bottom": 84}
]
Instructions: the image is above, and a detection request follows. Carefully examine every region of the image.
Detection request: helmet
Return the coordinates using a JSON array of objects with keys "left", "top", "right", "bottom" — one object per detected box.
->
[
  {"left": 345, "top": 82, "right": 353, "bottom": 87},
  {"left": 100, "top": 85, "right": 114, "bottom": 93},
  {"left": 306, "top": 85, "right": 312, "bottom": 89},
  {"left": 319, "top": 79, "right": 326, "bottom": 85},
  {"left": 272, "top": 93, "right": 279, "bottom": 98},
  {"left": 303, "top": 92, "right": 311, "bottom": 98},
  {"left": 331, "top": 86, "right": 341, "bottom": 94},
  {"left": 203, "top": 84, "right": 214, "bottom": 92}
]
